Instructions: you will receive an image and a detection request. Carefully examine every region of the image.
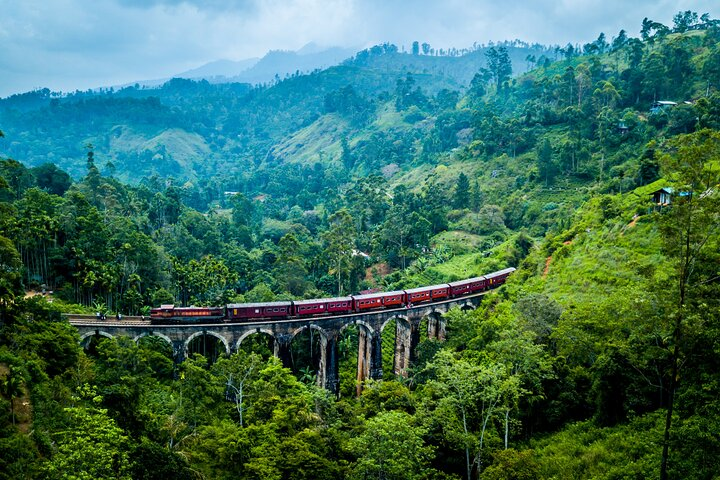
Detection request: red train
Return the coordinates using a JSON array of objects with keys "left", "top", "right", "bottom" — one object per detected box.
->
[{"left": 150, "top": 267, "right": 515, "bottom": 324}]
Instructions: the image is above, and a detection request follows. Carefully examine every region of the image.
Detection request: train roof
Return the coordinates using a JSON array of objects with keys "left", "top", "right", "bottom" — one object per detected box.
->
[
  {"left": 227, "top": 301, "right": 292, "bottom": 308},
  {"left": 293, "top": 297, "right": 353, "bottom": 306},
  {"left": 484, "top": 267, "right": 516, "bottom": 279},
  {"left": 448, "top": 276, "right": 486, "bottom": 287},
  {"left": 353, "top": 290, "right": 405, "bottom": 300},
  {"left": 405, "top": 284, "right": 449, "bottom": 294}
]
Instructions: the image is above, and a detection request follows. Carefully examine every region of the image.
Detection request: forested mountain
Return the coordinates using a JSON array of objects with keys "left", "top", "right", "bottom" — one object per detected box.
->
[
  {"left": 0, "top": 11, "right": 719, "bottom": 480},
  {"left": 0, "top": 40, "right": 549, "bottom": 182}
]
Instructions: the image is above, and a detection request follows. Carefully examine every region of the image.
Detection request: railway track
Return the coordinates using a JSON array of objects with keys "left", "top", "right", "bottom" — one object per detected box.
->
[{"left": 65, "top": 314, "right": 151, "bottom": 325}]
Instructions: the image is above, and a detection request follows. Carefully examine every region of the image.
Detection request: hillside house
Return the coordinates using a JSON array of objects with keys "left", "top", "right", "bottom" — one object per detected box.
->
[
  {"left": 650, "top": 187, "right": 673, "bottom": 206},
  {"left": 650, "top": 101, "right": 677, "bottom": 114}
]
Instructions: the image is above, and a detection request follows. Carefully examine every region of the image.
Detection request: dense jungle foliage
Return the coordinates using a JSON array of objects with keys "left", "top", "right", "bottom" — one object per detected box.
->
[{"left": 1, "top": 11, "right": 719, "bottom": 479}]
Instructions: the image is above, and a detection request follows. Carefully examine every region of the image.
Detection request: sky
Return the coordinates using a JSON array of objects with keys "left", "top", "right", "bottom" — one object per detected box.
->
[{"left": 1, "top": 0, "right": 718, "bottom": 98}]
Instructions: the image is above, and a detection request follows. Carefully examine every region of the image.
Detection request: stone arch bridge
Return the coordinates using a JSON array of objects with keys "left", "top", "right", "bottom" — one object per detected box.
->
[{"left": 68, "top": 294, "right": 485, "bottom": 394}]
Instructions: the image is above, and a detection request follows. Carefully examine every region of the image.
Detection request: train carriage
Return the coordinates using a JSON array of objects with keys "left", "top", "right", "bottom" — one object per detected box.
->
[
  {"left": 380, "top": 290, "right": 406, "bottom": 308},
  {"left": 352, "top": 293, "right": 384, "bottom": 311},
  {"left": 484, "top": 267, "right": 516, "bottom": 287},
  {"left": 404, "top": 286, "right": 432, "bottom": 304},
  {"left": 150, "top": 304, "right": 177, "bottom": 321},
  {"left": 226, "top": 301, "right": 293, "bottom": 321},
  {"left": 352, "top": 290, "right": 406, "bottom": 311},
  {"left": 429, "top": 284, "right": 450, "bottom": 300},
  {"left": 448, "top": 276, "right": 487, "bottom": 296},
  {"left": 405, "top": 283, "right": 451, "bottom": 305},
  {"left": 294, "top": 297, "right": 353, "bottom": 316},
  {"left": 150, "top": 305, "right": 226, "bottom": 324}
]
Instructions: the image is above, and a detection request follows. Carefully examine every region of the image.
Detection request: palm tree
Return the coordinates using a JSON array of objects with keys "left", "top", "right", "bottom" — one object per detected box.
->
[{"left": 1, "top": 366, "right": 24, "bottom": 425}]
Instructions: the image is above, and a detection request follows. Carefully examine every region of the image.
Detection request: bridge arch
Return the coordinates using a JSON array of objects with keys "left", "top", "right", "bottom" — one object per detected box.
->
[
  {"left": 380, "top": 314, "right": 408, "bottom": 334},
  {"left": 235, "top": 328, "right": 276, "bottom": 351},
  {"left": 79, "top": 330, "right": 114, "bottom": 345},
  {"left": 460, "top": 302, "right": 476, "bottom": 312},
  {"left": 133, "top": 332, "right": 174, "bottom": 349},
  {"left": 290, "top": 323, "right": 328, "bottom": 341},
  {"left": 184, "top": 331, "right": 230, "bottom": 357},
  {"left": 339, "top": 319, "right": 374, "bottom": 335}
]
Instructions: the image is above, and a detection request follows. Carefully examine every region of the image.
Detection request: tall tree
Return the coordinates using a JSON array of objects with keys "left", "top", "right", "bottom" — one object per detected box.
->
[
  {"left": 536, "top": 138, "right": 556, "bottom": 186},
  {"left": 349, "top": 411, "right": 433, "bottom": 480},
  {"left": 657, "top": 129, "right": 720, "bottom": 480},
  {"left": 322, "top": 209, "right": 356, "bottom": 295},
  {"left": 412, "top": 41, "right": 420, "bottom": 56},
  {"left": 485, "top": 46, "right": 512, "bottom": 91},
  {"left": 453, "top": 173, "right": 471, "bottom": 209},
  {"left": 673, "top": 10, "right": 698, "bottom": 32}
]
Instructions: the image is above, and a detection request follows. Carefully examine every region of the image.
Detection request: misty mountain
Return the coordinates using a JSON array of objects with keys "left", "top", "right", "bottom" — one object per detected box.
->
[
  {"left": 177, "top": 58, "right": 261, "bottom": 81},
  {"left": 112, "top": 44, "right": 357, "bottom": 90},
  {"left": 173, "top": 43, "right": 358, "bottom": 85},
  {"left": 221, "top": 44, "right": 359, "bottom": 84}
]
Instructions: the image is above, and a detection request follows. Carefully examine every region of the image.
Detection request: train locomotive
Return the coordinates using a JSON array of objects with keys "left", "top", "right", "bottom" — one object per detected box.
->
[{"left": 150, "top": 267, "right": 515, "bottom": 324}]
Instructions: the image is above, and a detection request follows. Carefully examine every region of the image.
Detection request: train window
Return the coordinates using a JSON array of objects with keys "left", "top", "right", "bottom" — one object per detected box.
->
[{"left": 320, "top": 305, "right": 324, "bottom": 309}]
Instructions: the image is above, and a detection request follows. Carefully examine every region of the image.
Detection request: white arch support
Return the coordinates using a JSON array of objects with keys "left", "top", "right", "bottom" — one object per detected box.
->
[
  {"left": 235, "top": 328, "right": 276, "bottom": 351},
  {"left": 133, "top": 332, "right": 174, "bottom": 349},
  {"left": 184, "top": 331, "right": 231, "bottom": 356}
]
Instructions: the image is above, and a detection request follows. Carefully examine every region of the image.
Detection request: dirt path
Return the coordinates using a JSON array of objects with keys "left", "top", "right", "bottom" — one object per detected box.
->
[
  {"left": 543, "top": 240, "right": 572, "bottom": 279},
  {"left": 543, "top": 256, "right": 552, "bottom": 278}
]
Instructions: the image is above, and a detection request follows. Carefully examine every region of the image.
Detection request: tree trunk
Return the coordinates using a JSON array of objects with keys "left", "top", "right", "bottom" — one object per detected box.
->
[
  {"left": 462, "top": 407, "right": 471, "bottom": 480},
  {"left": 504, "top": 408, "right": 510, "bottom": 449},
  {"left": 660, "top": 195, "right": 693, "bottom": 480}
]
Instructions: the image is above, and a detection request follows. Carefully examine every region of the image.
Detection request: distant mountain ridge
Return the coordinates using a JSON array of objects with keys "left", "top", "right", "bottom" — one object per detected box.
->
[
  {"left": 0, "top": 41, "right": 553, "bottom": 180},
  {"left": 116, "top": 43, "right": 359, "bottom": 90},
  {"left": 175, "top": 43, "right": 359, "bottom": 85},
  {"left": 177, "top": 58, "right": 261, "bottom": 81}
]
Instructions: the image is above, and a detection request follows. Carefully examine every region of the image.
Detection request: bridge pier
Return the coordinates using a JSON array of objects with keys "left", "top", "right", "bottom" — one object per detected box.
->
[
  {"left": 274, "top": 334, "right": 293, "bottom": 369},
  {"left": 321, "top": 335, "right": 339, "bottom": 396},
  {"left": 173, "top": 340, "right": 186, "bottom": 364},
  {"left": 356, "top": 327, "right": 384, "bottom": 395},
  {"left": 410, "top": 317, "right": 421, "bottom": 364},
  {"left": 426, "top": 313, "right": 446, "bottom": 340},
  {"left": 394, "top": 320, "right": 411, "bottom": 377},
  {"left": 357, "top": 326, "right": 372, "bottom": 396},
  {"left": 370, "top": 331, "right": 383, "bottom": 380}
]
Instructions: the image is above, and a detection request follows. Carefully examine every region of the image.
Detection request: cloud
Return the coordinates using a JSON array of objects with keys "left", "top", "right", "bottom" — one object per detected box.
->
[
  {"left": 116, "top": 0, "right": 258, "bottom": 11},
  {"left": 0, "top": 0, "right": 718, "bottom": 97}
]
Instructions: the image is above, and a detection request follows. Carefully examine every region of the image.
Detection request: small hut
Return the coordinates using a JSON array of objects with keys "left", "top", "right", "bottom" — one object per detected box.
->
[{"left": 650, "top": 187, "right": 673, "bottom": 206}]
